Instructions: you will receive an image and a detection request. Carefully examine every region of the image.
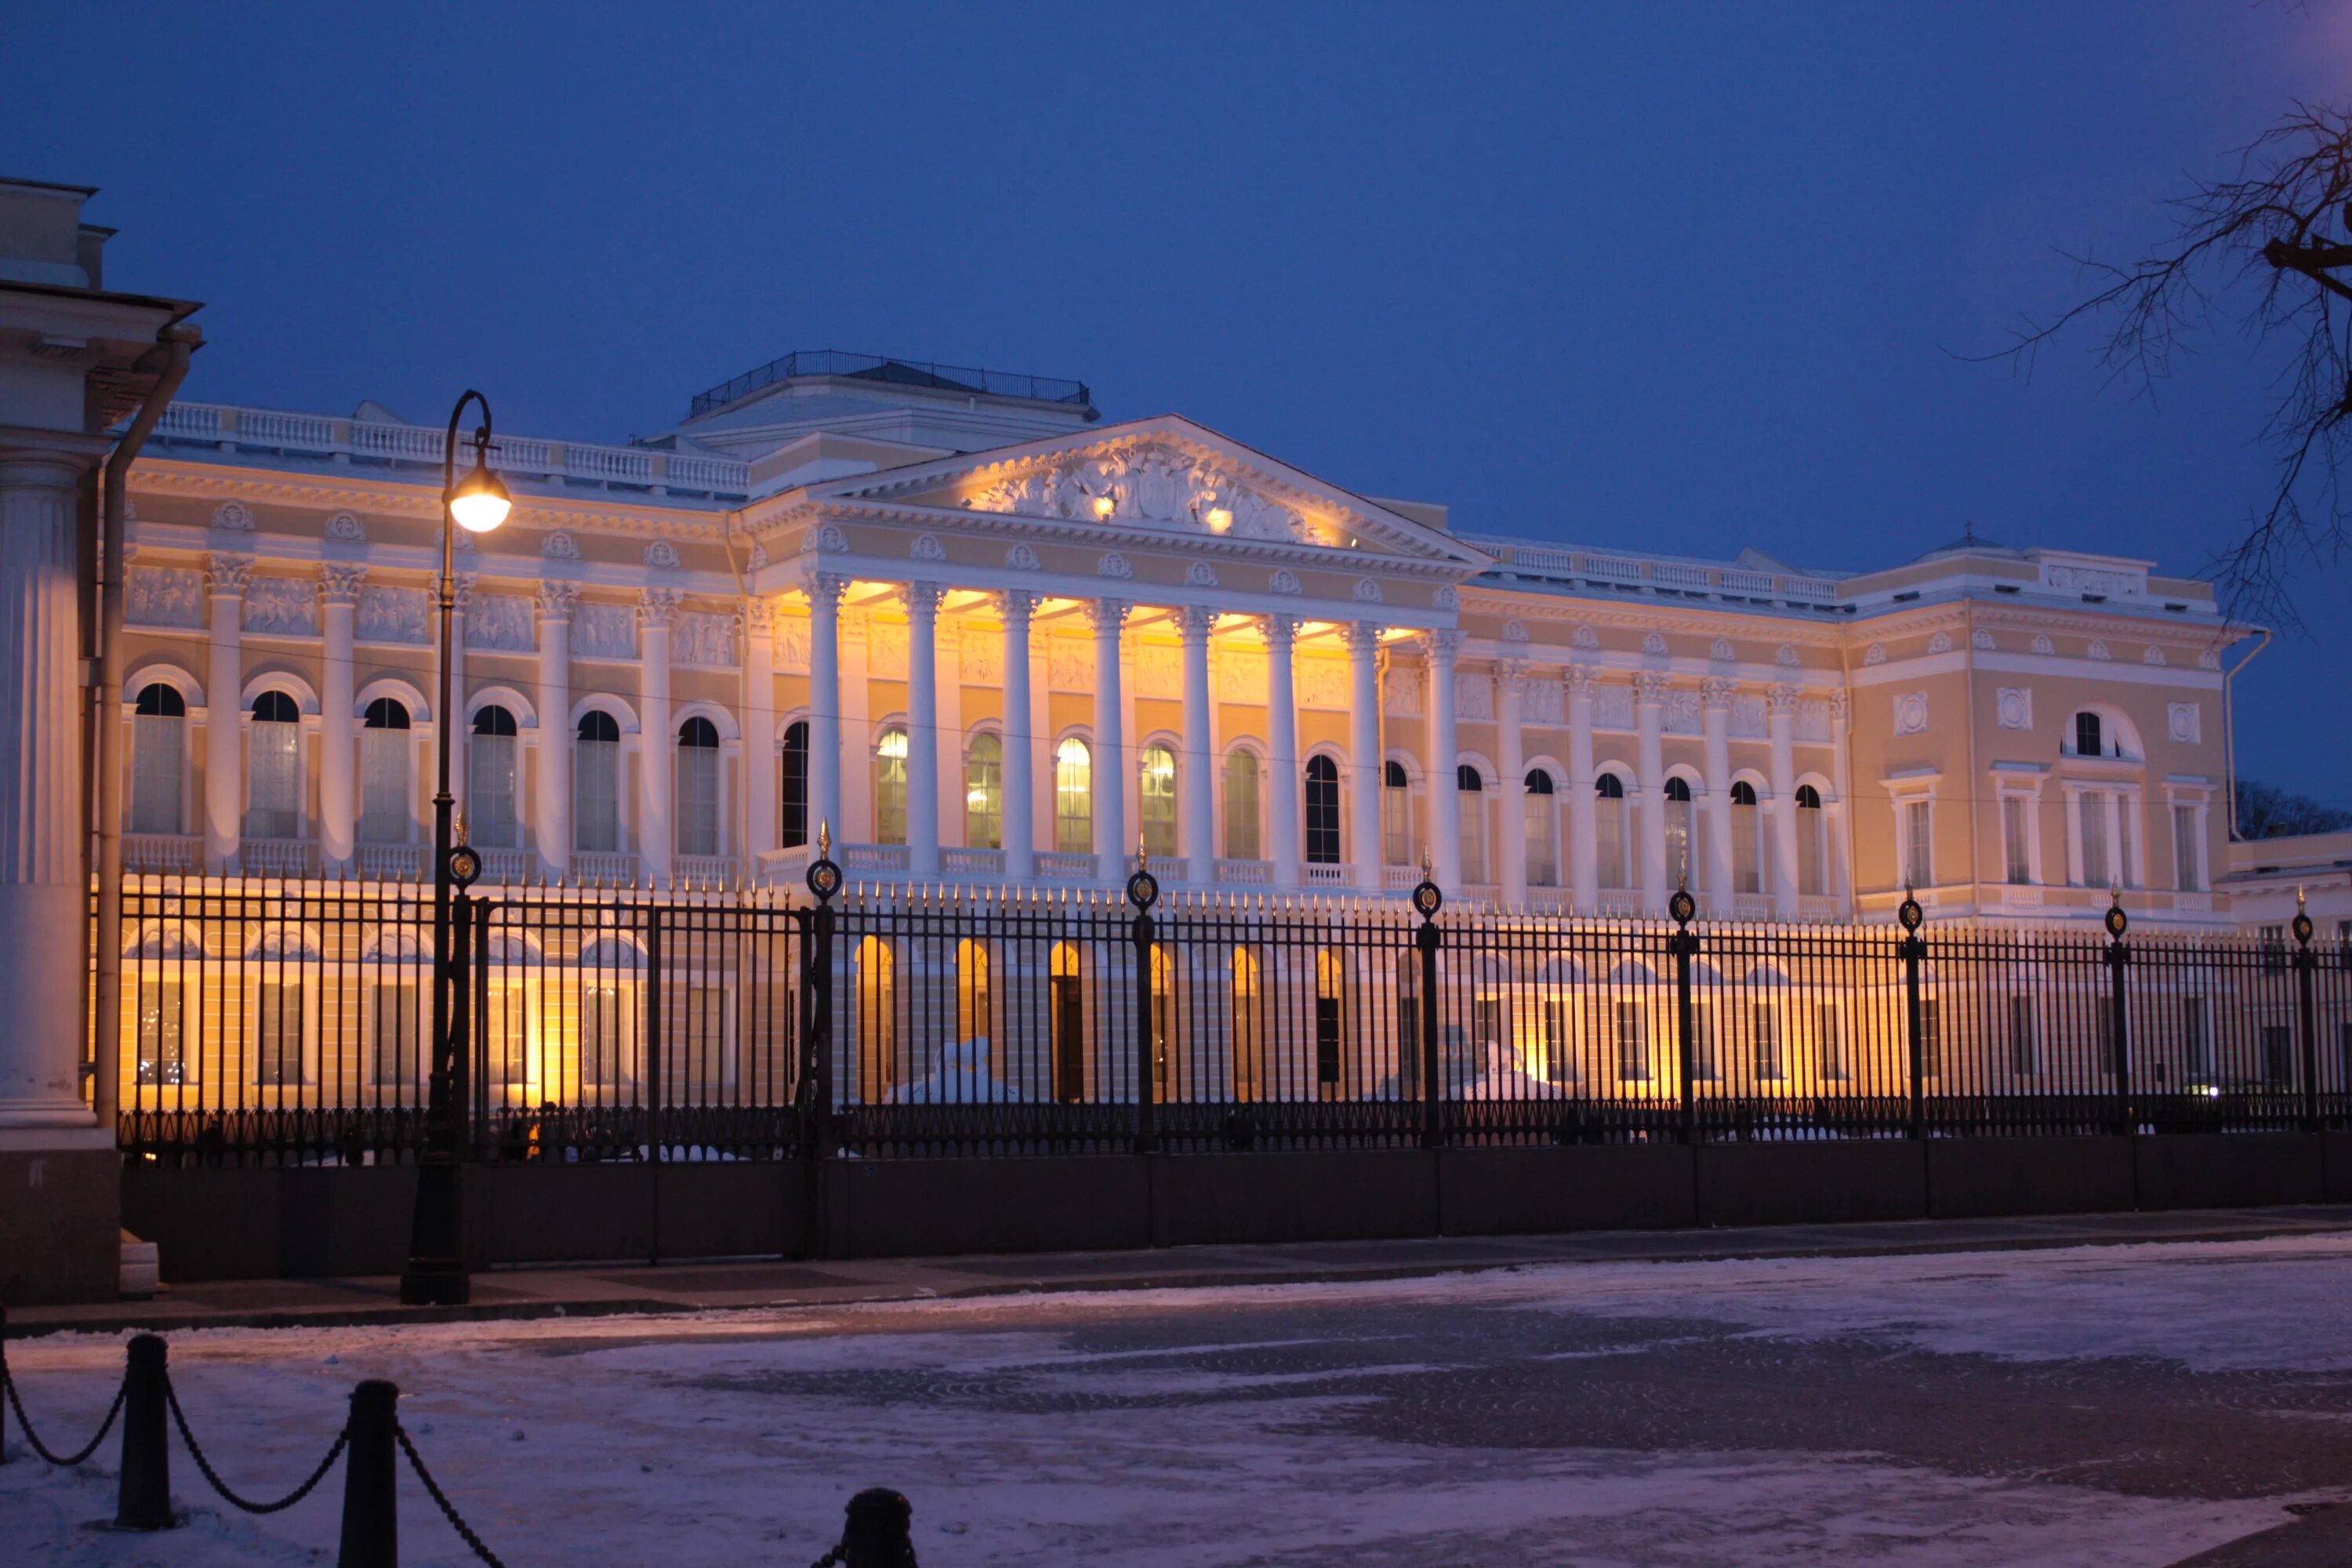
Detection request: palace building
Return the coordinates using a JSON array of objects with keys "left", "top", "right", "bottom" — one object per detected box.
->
[{"left": 108, "top": 350, "right": 2247, "bottom": 929}]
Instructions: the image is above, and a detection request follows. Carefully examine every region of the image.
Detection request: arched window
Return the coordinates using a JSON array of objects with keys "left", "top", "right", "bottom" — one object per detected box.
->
[
  {"left": 1730, "top": 779, "right": 1762, "bottom": 894},
  {"left": 955, "top": 938, "right": 991, "bottom": 1047},
  {"left": 1223, "top": 749, "right": 1261, "bottom": 860},
  {"left": 2073, "top": 711, "right": 2104, "bottom": 759},
  {"left": 469, "top": 706, "right": 519, "bottom": 849},
  {"left": 245, "top": 690, "right": 303, "bottom": 840},
  {"left": 1140, "top": 743, "right": 1178, "bottom": 858},
  {"left": 1054, "top": 737, "right": 1092, "bottom": 855},
  {"left": 1051, "top": 941, "right": 1085, "bottom": 1103},
  {"left": 1795, "top": 783, "right": 1826, "bottom": 895},
  {"left": 1595, "top": 771, "right": 1627, "bottom": 890},
  {"left": 1305, "top": 755, "right": 1342, "bottom": 864},
  {"left": 129, "top": 683, "right": 186, "bottom": 834},
  {"left": 358, "top": 698, "right": 412, "bottom": 845},
  {"left": 1663, "top": 775, "right": 1696, "bottom": 889},
  {"left": 779, "top": 720, "right": 809, "bottom": 848},
  {"left": 1524, "top": 770, "right": 1558, "bottom": 887},
  {"left": 1457, "top": 764, "right": 1487, "bottom": 884},
  {"left": 677, "top": 717, "right": 721, "bottom": 856},
  {"left": 1382, "top": 760, "right": 1413, "bottom": 866},
  {"left": 873, "top": 724, "right": 909, "bottom": 847},
  {"left": 854, "top": 935, "right": 895, "bottom": 1103},
  {"left": 1230, "top": 946, "right": 1262, "bottom": 1102},
  {"left": 964, "top": 732, "right": 1001, "bottom": 850},
  {"left": 575, "top": 710, "right": 622, "bottom": 853}
]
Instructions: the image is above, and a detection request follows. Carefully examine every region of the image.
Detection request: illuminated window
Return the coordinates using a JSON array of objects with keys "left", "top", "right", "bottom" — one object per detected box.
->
[
  {"left": 1595, "top": 772, "right": 1628, "bottom": 889},
  {"left": 2173, "top": 803, "right": 2204, "bottom": 892},
  {"left": 1223, "top": 750, "right": 1261, "bottom": 860},
  {"left": 1051, "top": 942, "right": 1084, "bottom": 1103},
  {"left": 855, "top": 935, "right": 896, "bottom": 1102},
  {"left": 1664, "top": 776, "right": 1695, "bottom": 889},
  {"left": 1231, "top": 947, "right": 1261, "bottom": 1101},
  {"left": 779, "top": 720, "right": 809, "bottom": 848},
  {"left": 575, "top": 710, "right": 622, "bottom": 853},
  {"left": 964, "top": 732, "right": 1002, "bottom": 850},
  {"left": 254, "top": 979, "right": 307, "bottom": 1088},
  {"left": 368, "top": 980, "right": 420, "bottom": 1089},
  {"left": 470, "top": 706, "right": 519, "bottom": 849},
  {"left": 1054, "top": 738, "right": 1092, "bottom": 855},
  {"left": 1140, "top": 744, "right": 1178, "bottom": 858},
  {"left": 358, "top": 697, "right": 412, "bottom": 844},
  {"left": 1457, "top": 764, "right": 1486, "bottom": 884},
  {"left": 1902, "top": 797, "right": 1933, "bottom": 889},
  {"left": 1382, "top": 760, "right": 1413, "bottom": 866},
  {"left": 677, "top": 717, "right": 721, "bottom": 856},
  {"left": 130, "top": 684, "right": 186, "bottom": 835},
  {"left": 1305, "top": 755, "right": 1342, "bottom": 864},
  {"left": 135, "top": 977, "right": 191, "bottom": 1088},
  {"left": 1524, "top": 770, "right": 1558, "bottom": 886},
  {"left": 873, "top": 724, "right": 909, "bottom": 847},
  {"left": 2002, "top": 794, "right": 2032, "bottom": 886},
  {"left": 956, "top": 938, "right": 991, "bottom": 1045},
  {"left": 245, "top": 690, "right": 303, "bottom": 841},
  {"left": 1753, "top": 1002, "right": 1784, "bottom": 1081},
  {"left": 1796, "top": 783, "right": 1826, "bottom": 895}
]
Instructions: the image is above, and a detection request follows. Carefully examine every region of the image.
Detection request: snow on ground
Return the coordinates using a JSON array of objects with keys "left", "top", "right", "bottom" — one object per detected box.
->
[{"left": 11, "top": 1235, "right": 2352, "bottom": 1566}]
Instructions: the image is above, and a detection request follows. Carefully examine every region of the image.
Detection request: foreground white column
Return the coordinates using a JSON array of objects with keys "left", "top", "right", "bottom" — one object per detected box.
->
[
  {"left": 1702, "top": 677, "right": 1735, "bottom": 915},
  {"left": 639, "top": 588, "right": 679, "bottom": 884},
  {"left": 806, "top": 574, "right": 845, "bottom": 849},
  {"left": 1425, "top": 630, "right": 1463, "bottom": 892},
  {"left": 1566, "top": 667, "right": 1597, "bottom": 907},
  {"left": 535, "top": 582, "right": 576, "bottom": 880},
  {"left": 0, "top": 455, "right": 96, "bottom": 1128},
  {"left": 1635, "top": 671, "right": 1668, "bottom": 911},
  {"left": 1769, "top": 682, "right": 1802, "bottom": 919},
  {"left": 999, "top": 590, "right": 1038, "bottom": 880},
  {"left": 1347, "top": 622, "right": 1383, "bottom": 895},
  {"left": 1497, "top": 661, "right": 1528, "bottom": 907},
  {"left": 1091, "top": 599, "right": 1131, "bottom": 880},
  {"left": 318, "top": 564, "right": 362, "bottom": 869},
  {"left": 743, "top": 597, "right": 778, "bottom": 866},
  {"left": 905, "top": 583, "right": 943, "bottom": 879},
  {"left": 202, "top": 552, "right": 249, "bottom": 871},
  {"left": 1265, "top": 615, "right": 1301, "bottom": 892},
  {"left": 1179, "top": 606, "right": 1215, "bottom": 885}
]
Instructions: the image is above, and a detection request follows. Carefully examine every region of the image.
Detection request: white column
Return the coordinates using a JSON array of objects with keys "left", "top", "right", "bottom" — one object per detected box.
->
[
  {"left": 1346, "top": 622, "right": 1383, "bottom": 895},
  {"left": 1090, "top": 598, "right": 1131, "bottom": 880},
  {"left": 1768, "top": 682, "right": 1802, "bottom": 919},
  {"left": 1496, "top": 660, "right": 1528, "bottom": 907},
  {"left": 1828, "top": 690, "right": 1853, "bottom": 913},
  {"left": 1029, "top": 620, "right": 1054, "bottom": 857},
  {"left": 1702, "top": 677, "right": 1735, "bottom": 915},
  {"left": 935, "top": 607, "right": 964, "bottom": 855},
  {"left": 999, "top": 591, "right": 1038, "bottom": 880},
  {"left": 318, "top": 564, "right": 362, "bottom": 869},
  {"left": 1566, "top": 666, "right": 1598, "bottom": 908},
  {"left": 1635, "top": 671, "right": 1668, "bottom": 909},
  {"left": 639, "top": 588, "right": 679, "bottom": 884},
  {"left": 905, "top": 583, "right": 944, "bottom": 879},
  {"left": 1425, "top": 630, "right": 1463, "bottom": 891},
  {"left": 743, "top": 597, "right": 779, "bottom": 865},
  {"left": 1179, "top": 605, "right": 1215, "bottom": 885},
  {"left": 1265, "top": 614, "right": 1301, "bottom": 892},
  {"left": 0, "top": 455, "right": 96, "bottom": 1127},
  {"left": 202, "top": 552, "right": 250, "bottom": 871},
  {"left": 839, "top": 608, "right": 873, "bottom": 846},
  {"left": 535, "top": 583, "right": 577, "bottom": 881},
  {"left": 805, "top": 573, "right": 845, "bottom": 851}
]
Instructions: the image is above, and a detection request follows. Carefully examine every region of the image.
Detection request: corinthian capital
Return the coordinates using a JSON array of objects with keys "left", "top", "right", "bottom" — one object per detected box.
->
[
  {"left": 1700, "top": 676, "right": 1736, "bottom": 710},
  {"left": 535, "top": 580, "right": 580, "bottom": 622},
  {"left": 1633, "top": 670, "right": 1671, "bottom": 703},
  {"left": 1566, "top": 662, "right": 1600, "bottom": 697},
  {"left": 640, "top": 586, "right": 685, "bottom": 627},
  {"left": 996, "top": 587, "right": 1041, "bottom": 624},
  {"left": 1425, "top": 628, "right": 1465, "bottom": 665},
  {"left": 205, "top": 552, "right": 252, "bottom": 597},
  {"left": 1767, "top": 682, "right": 1801, "bottom": 715},
  {"left": 902, "top": 582, "right": 947, "bottom": 619},
  {"left": 318, "top": 562, "right": 368, "bottom": 606},
  {"left": 1496, "top": 659, "right": 1529, "bottom": 693}
]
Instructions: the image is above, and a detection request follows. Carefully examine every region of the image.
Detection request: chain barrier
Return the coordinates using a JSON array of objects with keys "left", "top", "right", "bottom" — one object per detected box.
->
[
  {"left": 1, "top": 1366, "right": 129, "bottom": 1468},
  {"left": 164, "top": 1374, "right": 347, "bottom": 1515},
  {"left": 395, "top": 1424, "right": 509, "bottom": 1568}
]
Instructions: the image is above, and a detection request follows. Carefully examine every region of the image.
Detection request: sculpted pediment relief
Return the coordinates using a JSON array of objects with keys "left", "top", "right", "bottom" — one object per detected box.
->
[{"left": 957, "top": 441, "right": 1340, "bottom": 547}]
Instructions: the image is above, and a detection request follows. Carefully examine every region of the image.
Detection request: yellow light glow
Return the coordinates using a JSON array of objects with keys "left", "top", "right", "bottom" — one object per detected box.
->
[
  {"left": 1205, "top": 506, "right": 1232, "bottom": 532},
  {"left": 1091, "top": 494, "right": 1116, "bottom": 520}
]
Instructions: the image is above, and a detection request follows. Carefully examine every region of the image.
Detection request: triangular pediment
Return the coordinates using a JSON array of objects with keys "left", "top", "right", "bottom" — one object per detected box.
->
[{"left": 801, "top": 415, "right": 1487, "bottom": 568}]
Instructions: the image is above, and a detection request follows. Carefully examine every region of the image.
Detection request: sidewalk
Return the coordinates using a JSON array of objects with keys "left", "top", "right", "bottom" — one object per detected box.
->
[{"left": 13, "top": 1204, "right": 2352, "bottom": 1338}]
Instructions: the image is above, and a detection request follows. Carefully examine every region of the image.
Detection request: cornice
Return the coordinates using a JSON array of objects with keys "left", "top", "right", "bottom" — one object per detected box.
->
[
  {"left": 1457, "top": 590, "right": 1848, "bottom": 648},
  {"left": 127, "top": 459, "right": 736, "bottom": 542}
]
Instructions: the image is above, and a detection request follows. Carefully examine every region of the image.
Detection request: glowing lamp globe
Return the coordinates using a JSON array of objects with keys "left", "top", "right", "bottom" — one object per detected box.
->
[{"left": 448, "top": 458, "right": 513, "bottom": 533}]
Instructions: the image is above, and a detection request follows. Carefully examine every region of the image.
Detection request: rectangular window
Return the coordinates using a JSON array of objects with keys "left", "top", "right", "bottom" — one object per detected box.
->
[
  {"left": 484, "top": 984, "right": 527, "bottom": 1091},
  {"left": 681, "top": 983, "right": 732, "bottom": 1098},
  {"left": 359, "top": 728, "right": 409, "bottom": 844},
  {"left": 1797, "top": 804, "right": 1826, "bottom": 897},
  {"left": 1595, "top": 797, "right": 1625, "bottom": 890},
  {"left": 1616, "top": 1001, "right": 1649, "bottom": 1082},
  {"left": 964, "top": 736, "right": 1001, "bottom": 851},
  {"left": 1918, "top": 997, "right": 1942, "bottom": 1080},
  {"left": 580, "top": 984, "right": 636, "bottom": 1089},
  {"left": 1140, "top": 749, "right": 1178, "bottom": 859},
  {"left": 1395, "top": 953, "right": 1421, "bottom": 1098},
  {"left": 1902, "top": 799, "right": 1933, "bottom": 889},
  {"left": 368, "top": 981, "right": 419, "bottom": 1089},
  {"left": 1383, "top": 779, "right": 1412, "bottom": 866},
  {"left": 575, "top": 740, "right": 620, "bottom": 853},
  {"left": 1472, "top": 996, "right": 1505, "bottom": 1062},
  {"left": 2002, "top": 797, "right": 2032, "bottom": 885},
  {"left": 2184, "top": 996, "right": 2212, "bottom": 1083},
  {"left": 2078, "top": 790, "right": 2109, "bottom": 888},
  {"left": 1525, "top": 793, "right": 1559, "bottom": 887},
  {"left": 1222, "top": 753, "right": 1260, "bottom": 861},
  {"left": 1817, "top": 1002, "right": 1847, "bottom": 1083},
  {"left": 470, "top": 732, "right": 519, "bottom": 848},
  {"left": 254, "top": 982, "right": 306, "bottom": 1087},
  {"left": 677, "top": 745, "right": 721, "bottom": 856},
  {"left": 1458, "top": 793, "right": 1487, "bottom": 884},
  {"left": 1542, "top": 999, "right": 1573, "bottom": 1083},
  {"left": 2007, "top": 994, "right": 2038, "bottom": 1077},
  {"left": 1315, "top": 996, "right": 1343, "bottom": 1089},
  {"left": 2172, "top": 804, "right": 2202, "bottom": 892},
  {"left": 1753, "top": 1002, "right": 1783, "bottom": 1081},
  {"left": 1690, "top": 1003, "right": 1719, "bottom": 1083},
  {"left": 246, "top": 721, "right": 302, "bottom": 840},
  {"left": 136, "top": 978, "right": 191, "bottom": 1087},
  {"left": 1732, "top": 808, "right": 1760, "bottom": 895},
  {"left": 130, "top": 713, "right": 183, "bottom": 834}
]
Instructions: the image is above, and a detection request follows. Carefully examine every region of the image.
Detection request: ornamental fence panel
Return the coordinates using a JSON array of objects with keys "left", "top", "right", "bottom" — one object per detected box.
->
[{"left": 100, "top": 870, "right": 2352, "bottom": 1164}]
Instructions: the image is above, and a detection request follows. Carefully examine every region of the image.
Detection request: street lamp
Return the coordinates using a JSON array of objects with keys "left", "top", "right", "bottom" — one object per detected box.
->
[{"left": 401, "top": 391, "right": 510, "bottom": 1307}]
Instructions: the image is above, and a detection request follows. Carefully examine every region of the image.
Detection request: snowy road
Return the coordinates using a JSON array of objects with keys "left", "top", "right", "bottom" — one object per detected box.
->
[{"left": 10, "top": 1235, "right": 2352, "bottom": 1565}]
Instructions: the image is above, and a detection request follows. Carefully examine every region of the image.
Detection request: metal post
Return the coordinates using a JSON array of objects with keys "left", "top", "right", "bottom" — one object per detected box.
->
[
  {"left": 336, "top": 1380, "right": 400, "bottom": 1568},
  {"left": 837, "top": 1486, "right": 917, "bottom": 1568},
  {"left": 800, "top": 828, "right": 842, "bottom": 1258},
  {"left": 644, "top": 910, "right": 664, "bottom": 1166},
  {"left": 2295, "top": 890, "right": 2320, "bottom": 1131},
  {"left": 2103, "top": 895, "right": 2132, "bottom": 1138},
  {"left": 1668, "top": 886, "right": 1698, "bottom": 1143},
  {"left": 1127, "top": 841, "right": 1160, "bottom": 1154},
  {"left": 1897, "top": 888, "right": 1926, "bottom": 1142},
  {"left": 114, "top": 1333, "right": 173, "bottom": 1530},
  {"left": 1412, "top": 857, "right": 1445, "bottom": 1149}
]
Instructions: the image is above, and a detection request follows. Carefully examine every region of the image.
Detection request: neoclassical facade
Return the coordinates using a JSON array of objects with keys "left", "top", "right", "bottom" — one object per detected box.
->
[{"left": 111, "top": 351, "right": 2249, "bottom": 927}]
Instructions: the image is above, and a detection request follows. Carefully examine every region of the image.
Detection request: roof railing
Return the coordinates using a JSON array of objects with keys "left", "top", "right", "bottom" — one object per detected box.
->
[{"left": 687, "top": 350, "right": 1094, "bottom": 419}]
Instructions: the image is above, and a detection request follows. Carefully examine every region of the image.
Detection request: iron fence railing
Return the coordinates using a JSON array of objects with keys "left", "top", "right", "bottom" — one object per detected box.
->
[{"left": 102, "top": 862, "right": 2352, "bottom": 1165}]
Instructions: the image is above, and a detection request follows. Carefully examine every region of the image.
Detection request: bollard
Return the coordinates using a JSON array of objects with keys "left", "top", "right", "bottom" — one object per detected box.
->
[
  {"left": 336, "top": 1380, "right": 400, "bottom": 1568},
  {"left": 840, "top": 1486, "right": 918, "bottom": 1568},
  {"left": 114, "top": 1334, "right": 174, "bottom": 1530}
]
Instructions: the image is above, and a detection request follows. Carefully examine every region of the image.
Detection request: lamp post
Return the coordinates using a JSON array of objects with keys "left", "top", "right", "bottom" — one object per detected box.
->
[{"left": 400, "top": 391, "right": 512, "bottom": 1307}]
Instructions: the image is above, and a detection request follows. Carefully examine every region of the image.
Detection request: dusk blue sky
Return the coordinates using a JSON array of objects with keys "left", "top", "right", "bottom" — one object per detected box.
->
[{"left": 11, "top": 3, "right": 2349, "bottom": 802}]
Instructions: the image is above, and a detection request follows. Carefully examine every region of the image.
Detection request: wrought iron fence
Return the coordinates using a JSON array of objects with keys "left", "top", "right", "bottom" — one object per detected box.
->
[{"left": 103, "top": 861, "right": 2352, "bottom": 1166}]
